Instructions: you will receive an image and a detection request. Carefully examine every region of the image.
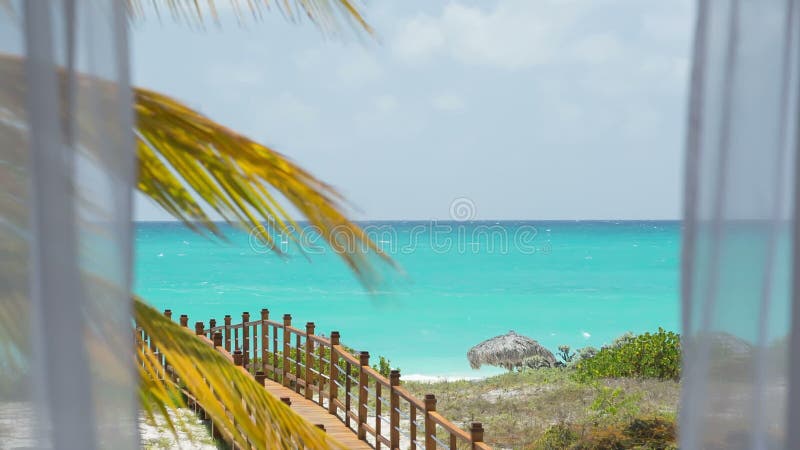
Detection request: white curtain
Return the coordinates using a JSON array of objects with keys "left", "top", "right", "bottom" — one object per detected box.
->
[
  {"left": 681, "top": 0, "right": 799, "bottom": 449},
  {"left": 0, "top": 1, "right": 138, "bottom": 449}
]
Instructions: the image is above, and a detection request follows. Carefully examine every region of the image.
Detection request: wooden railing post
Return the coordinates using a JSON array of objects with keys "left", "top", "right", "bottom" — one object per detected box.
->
[
  {"left": 242, "top": 311, "right": 250, "bottom": 369},
  {"left": 390, "top": 369, "right": 401, "bottom": 449},
  {"left": 224, "top": 315, "right": 231, "bottom": 352},
  {"left": 470, "top": 422, "right": 485, "bottom": 449},
  {"left": 345, "top": 360, "right": 352, "bottom": 428},
  {"left": 305, "top": 322, "right": 315, "bottom": 400},
  {"left": 233, "top": 349, "right": 243, "bottom": 367},
  {"left": 424, "top": 394, "right": 437, "bottom": 450},
  {"left": 209, "top": 318, "right": 216, "bottom": 330},
  {"left": 282, "top": 314, "right": 291, "bottom": 387},
  {"left": 255, "top": 370, "right": 266, "bottom": 386},
  {"left": 272, "top": 322, "right": 279, "bottom": 381},
  {"left": 146, "top": 324, "right": 160, "bottom": 366},
  {"left": 194, "top": 322, "right": 204, "bottom": 335},
  {"left": 328, "top": 331, "right": 340, "bottom": 414},
  {"left": 261, "top": 309, "right": 269, "bottom": 373},
  {"left": 179, "top": 314, "right": 188, "bottom": 328},
  {"left": 154, "top": 314, "right": 165, "bottom": 366},
  {"left": 358, "top": 351, "right": 370, "bottom": 440},
  {"left": 410, "top": 404, "right": 417, "bottom": 450},
  {"left": 149, "top": 332, "right": 157, "bottom": 357},
  {"left": 213, "top": 331, "right": 222, "bottom": 348}
]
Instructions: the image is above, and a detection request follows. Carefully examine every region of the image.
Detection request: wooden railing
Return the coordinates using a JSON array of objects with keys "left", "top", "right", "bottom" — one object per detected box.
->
[{"left": 161, "top": 308, "right": 491, "bottom": 450}]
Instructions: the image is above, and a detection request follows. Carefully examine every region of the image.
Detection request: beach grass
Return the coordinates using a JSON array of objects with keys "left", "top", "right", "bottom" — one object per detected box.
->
[{"left": 403, "top": 368, "right": 679, "bottom": 449}]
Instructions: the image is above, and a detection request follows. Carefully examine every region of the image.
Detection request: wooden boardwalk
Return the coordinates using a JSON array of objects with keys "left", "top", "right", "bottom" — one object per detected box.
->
[
  {"left": 158, "top": 309, "right": 491, "bottom": 449},
  {"left": 261, "top": 379, "right": 372, "bottom": 449}
]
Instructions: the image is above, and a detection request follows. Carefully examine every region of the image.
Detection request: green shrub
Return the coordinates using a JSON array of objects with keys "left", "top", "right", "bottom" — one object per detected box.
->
[
  {"left": 570, "top": 426, "right": 627, "bottom": 450},
  {"left": 372, "top": 355, "right": 393, "bottom": 378},
  {"left": 624, "top": 417, "right": 676, "bottom": 449},
  {"left": 533, "top": 416, "right": 677, "bottom": 450},
  {"left": 531, "top": 423, "right": 578, "bottom": 449},
  {"left": 589, "top": 385, "right": 642, "bottom": 422},
  {"left": 607, "top": 332, "right": 636, "bottom": 349},
  {"left": 576, "top": 346, "right": 599, "bottom": 361},
  {"left": 574, "top": 328, "right": 680, "bottom": 382}
]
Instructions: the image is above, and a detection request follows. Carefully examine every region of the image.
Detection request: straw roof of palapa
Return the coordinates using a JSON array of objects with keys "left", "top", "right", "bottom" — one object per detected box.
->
[{"left": 467, "top": 331, "right": 555, "bottom": 370}]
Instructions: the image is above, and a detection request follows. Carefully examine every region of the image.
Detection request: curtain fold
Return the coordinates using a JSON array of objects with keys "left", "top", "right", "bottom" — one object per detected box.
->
[
  {"left": 0, "top": 1, "right": 138, "bottom": 448},
  {"left": 681, "top": 0, "right": 799, "bottom": 448}
]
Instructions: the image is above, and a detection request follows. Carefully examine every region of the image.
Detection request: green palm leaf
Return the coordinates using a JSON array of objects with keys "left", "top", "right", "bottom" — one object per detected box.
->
[
  {"left": 0, "top": 1, "right": 390, "bottom": 447},
  {"left": 134, "top": 87, "right": 395, "bottom": 288},
  {"left": 126, "top": 0, "right": 373, "bottom": 35},
  {"left": 135, "top": 298, "right": 345, "bottom": 450}
]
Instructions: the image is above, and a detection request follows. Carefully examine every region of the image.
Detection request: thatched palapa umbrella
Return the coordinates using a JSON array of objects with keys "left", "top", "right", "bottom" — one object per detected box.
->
[{"left": 467, "top": 331, "right": 556, "bottom": 370}]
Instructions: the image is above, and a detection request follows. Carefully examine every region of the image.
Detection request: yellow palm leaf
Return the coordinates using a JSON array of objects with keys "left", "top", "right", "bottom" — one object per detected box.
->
[
  {"left": 1, "top": 0, "right": 390, "bottom": 446},
  {"left": 134, "top": 87, "right": 396, "bottom": 288},
  {"left": 135, "top": 298, "right": 346, "bottom": 449},
  {"left": 126, "top": 0, "right": 373, "bottom": 35}
]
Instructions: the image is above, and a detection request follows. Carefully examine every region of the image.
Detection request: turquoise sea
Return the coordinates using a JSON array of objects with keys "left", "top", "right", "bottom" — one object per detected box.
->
[{"left": 134, "top": 221, "right": 680, "bottom": 379}]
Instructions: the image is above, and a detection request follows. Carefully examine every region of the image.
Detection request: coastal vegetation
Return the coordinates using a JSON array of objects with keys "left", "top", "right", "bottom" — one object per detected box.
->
[
  {"left": 408, "top": 329, "right": 683, "bottom": 449},
  {"left": 139, "top": 328, "right": 682, "bottom": 449},
  {"left": 404, "top": 367, "right": 679, "bottom": 449},
  {"left": 574, "top": 328, "right": 681, "bottom": 382}
]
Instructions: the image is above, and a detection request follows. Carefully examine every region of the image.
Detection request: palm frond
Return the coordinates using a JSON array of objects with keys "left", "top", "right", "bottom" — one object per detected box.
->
[
  {"left": 0, "top": 53, "right": 396, "bottom": 288},
  {"left": 1, "top": 32, "right": 394, "bottom": 443},
  {"left": 134, "top": 87, "right": 395, "bottom": 288},
  {"left": 135, "top": 298, "right": 345, "bottom": 449},
  {"left": 126, "top": 0, "right": 373, "bottom": 35}
]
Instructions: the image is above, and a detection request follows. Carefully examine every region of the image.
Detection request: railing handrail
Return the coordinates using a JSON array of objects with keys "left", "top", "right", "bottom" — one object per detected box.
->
[
  {"left": 394, "top": 385, "right": 426, "bottom": 410},
  {"left": 165, "top": 308, "right": 491, "bottom": 450}
]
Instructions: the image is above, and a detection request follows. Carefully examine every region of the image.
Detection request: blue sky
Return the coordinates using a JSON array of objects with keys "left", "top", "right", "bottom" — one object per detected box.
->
[{"left": 132, "top": 0, "right": 694, "bottom": 221}]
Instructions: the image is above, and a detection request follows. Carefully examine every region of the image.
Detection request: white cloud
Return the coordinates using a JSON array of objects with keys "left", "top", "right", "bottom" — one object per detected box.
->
[
  {"left": 431, "top": 93, "right": 465, "bottom": 111},
  {"left": 262, "top": 92, "right": 318, "bottom": 125},
  {"left": 392, "top": 1, "right": 583, "bottom": 69},
  {"left": 391, "top": 15, "right": 446, "bottom": 63},
  {"left": 391, "top": 0, "right": 691, "bottom": 72},
  {"left": 570, "top": 33, "right": 624, "bottom": 65},
  {"left": 336, "top": 51, "right": 383, "bottom": 84},
  {"left": 295, "top": 47, "right": 384, "bottom": 86},
  {"left": 642, "top": 4, "right": 694, "bottom": 44},
  {"left": 374, "top": 94, "right": 398, "bottom": 113},
  {"left": 294, "top": 49, "right": 323, "bottom": 70},
  {"left": 205, "top": 64, "right": 264, "bottom": 87}
]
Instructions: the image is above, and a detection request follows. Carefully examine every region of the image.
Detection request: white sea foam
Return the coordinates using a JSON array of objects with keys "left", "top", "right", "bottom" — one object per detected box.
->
[{"left": 402, "top": 374, "right": 485, "bottom": 383}]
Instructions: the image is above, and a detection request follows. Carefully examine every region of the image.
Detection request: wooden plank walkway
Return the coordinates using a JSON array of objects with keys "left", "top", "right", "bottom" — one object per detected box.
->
[
  {"left": 261, "top": 379, "right": 371, "bottom": 449},
  {"left": 157, "top": 309, "right": 492, "bottom": 449}
]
